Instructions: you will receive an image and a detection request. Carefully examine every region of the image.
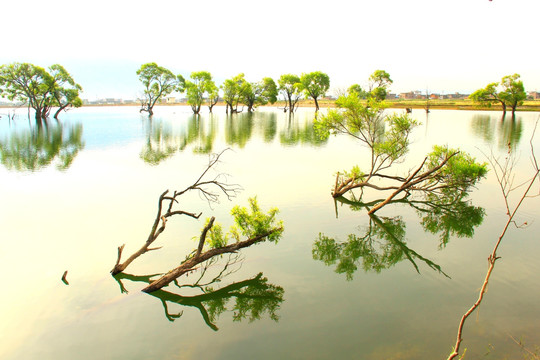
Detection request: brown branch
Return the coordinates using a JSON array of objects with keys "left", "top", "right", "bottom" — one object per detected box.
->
[
  {"left": 142, "top": 226, "right": 283, "bottom": 293},
  {"left": 447, "top": 125, "right": 539, "bottom": 360},
  {"left": 111, "top": 149, "right": 239, "bottom": 275}
]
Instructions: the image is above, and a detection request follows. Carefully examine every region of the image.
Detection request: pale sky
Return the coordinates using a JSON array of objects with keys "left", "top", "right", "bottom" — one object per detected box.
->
[{"left": 2, "top": 0, "right": 539, "bottom": 100}]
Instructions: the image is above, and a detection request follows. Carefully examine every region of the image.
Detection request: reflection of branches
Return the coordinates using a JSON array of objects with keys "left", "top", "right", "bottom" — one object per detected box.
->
[
  {"left": 336, "top": 191, "right": 485, "bottom": 248},
  {"left": 114, "top": 270, "right": 284, "bottom": 331},
  {"left": 0, "top": 121, "right": 84, "bottom": 171},
  {"left": 111, "top": 149, "right": 242, "bottom": 275},
  {"left": 313, "top": 212, "right": 449, "bottom": 280},
  {"left": 447, "top": 123, "right": 539, "bottom": 360}
]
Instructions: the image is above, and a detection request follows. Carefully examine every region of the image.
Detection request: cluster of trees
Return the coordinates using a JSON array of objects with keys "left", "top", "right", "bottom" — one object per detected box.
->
[
  {"left": 0, "top": 62, "right": 82, "bottom": 126},
  {"left": 469, "top": 73, "right": 527, "bottom": 116},
  {"left": 136, "top": 63, "right": 331, "bottom": 116}
]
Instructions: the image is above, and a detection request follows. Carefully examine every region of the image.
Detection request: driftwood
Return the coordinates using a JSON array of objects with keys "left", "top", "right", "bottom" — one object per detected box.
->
[{"left": 111, "top": 149, "right": 241, "bottom": 275}]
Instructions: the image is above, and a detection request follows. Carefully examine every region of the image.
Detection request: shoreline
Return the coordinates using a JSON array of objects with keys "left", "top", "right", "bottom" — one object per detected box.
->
[{"left": 2, "top": 99, "right": 540, "bottom": 112}]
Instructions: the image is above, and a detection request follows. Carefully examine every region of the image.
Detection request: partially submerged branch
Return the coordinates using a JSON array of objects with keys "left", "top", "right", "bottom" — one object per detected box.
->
[{"left": 111, "top": 149, "right": 241, "bottom": 275}]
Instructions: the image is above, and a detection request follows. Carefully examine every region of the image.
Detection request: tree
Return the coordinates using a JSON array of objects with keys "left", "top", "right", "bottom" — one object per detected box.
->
[
  {"left": 367, "top": 69, "right": 393, "bottom": 101},
  {"left": 241, "top": 77, "right": 278, "bottom": 112},
  {"left": 470, "top": 82, "right": 506, "bottom": 113},
  {"left": 499, "top": 74, "right": 527, "bottom": 116},
  {"left": 222, "top": 73, "right": 246, "bottom": 114},
  {"left": 137, "top": 62, "right": 184, "bottom": 116},
  {"left": 48, "top": 64, "right": 83, "bottom": 120},
  {"left": 314, "top": 92, "right": 487, "bottom": 214},
  {"left": 299, "top": 71, "right": 330, "bottom": 111},
  {"left": 348, "top": 84, "right": 367, "bottom": 99},
  {"left": 185, "top": 71, "right": 216, "bottom": 115},
  {"left": 470, "top": 74, "right": 526, "bottom": 116},
  {"left": 278, "top": 74, "right": 302, "bottom": 113},
  {"left": 206, "top": 82, "right": 220, "bottom": 113},
  {"left": 0, "top": 62, "right": 82, "bottom": 125}
]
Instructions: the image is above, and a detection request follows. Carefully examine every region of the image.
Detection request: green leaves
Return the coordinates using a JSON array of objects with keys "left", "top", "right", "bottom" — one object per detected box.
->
[
  {"left": 231, "top": 197, "right": 283, "bottom": 243},
  {"left": 199, "top": 197, "right": 284, "bottom": 251}
]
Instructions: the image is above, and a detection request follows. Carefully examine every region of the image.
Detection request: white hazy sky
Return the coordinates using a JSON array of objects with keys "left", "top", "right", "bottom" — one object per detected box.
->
[{"left": 2, "top": 0, "right": 539, "bottom": 100}]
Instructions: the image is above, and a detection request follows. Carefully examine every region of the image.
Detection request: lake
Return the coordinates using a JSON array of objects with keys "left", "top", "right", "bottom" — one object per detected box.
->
[{"left": 0, "top": 105, "right": 539, "bottom": 359}]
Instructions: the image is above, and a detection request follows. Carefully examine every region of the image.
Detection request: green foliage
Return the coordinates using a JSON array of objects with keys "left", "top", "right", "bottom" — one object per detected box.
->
[
  {"left": 299, "top": 71, "right": 330, "bottom": 110},
  {"left": 230, "top": 197, "right": 283, "bottom": 243},
  {"left": 278, "top": 74, "right": 302, "bottom": 111},
  {"left": 136, "top": 62, "right": 183, "bottom": 115},
  {"left": 368, "top": 69, "right": 393, "bottom": 101},
  {"left": 470, "top": 74, "right": 526, "bottom": 113},
  {"left": 348, "top": 84, "right": 367, "bottom": 99},
  {"left": 185, "top": 71, "right": 216, "bottom": 114},
  {"left": 222, "top": 73, "right": 247, "bottom": 113},
  {"left": 0, "top": 62, "right": 82, "bottom": 122},
  {"left": 425, "top": 145, "right": 488, "bottom": 195},
  {"left": 240, "top": 77, "right": 278, "bottom": 112},
  {"left": 0, "top": 122, "right": 84, "bottom": 171},
  {"left": 206, "top": 220, "right": 229, "bottom": 249}
]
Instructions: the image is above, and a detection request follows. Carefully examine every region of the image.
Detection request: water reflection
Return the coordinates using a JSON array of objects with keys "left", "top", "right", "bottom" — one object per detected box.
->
[
  {"left": 140, "top": 111, "right": 326, "bottom": 164},
  {"left": 314, "top": 195, "right": 484, "bottom": 279},
  {"left": 470, "top": 114, "right": 523, "bottom": 149},
  {"left": 140, "top": 116, "right": 218, "bottom": 164},
  {"left": 113, "top": 255, "right": 283, "bottom": 331},
  {"left": 0, "top": 121, "right": 84, "bottom": 171},
  {"left": 280, "top": 113, "right": 328, "bottom": 146}
]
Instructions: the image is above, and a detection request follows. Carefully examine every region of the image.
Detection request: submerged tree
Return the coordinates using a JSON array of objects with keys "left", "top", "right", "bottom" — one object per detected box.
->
[
  {"left": 222, "top": 73, "right": 247, "bottom": 114},
  {"left": 0, "top": 62, "right": 82, "bottom": 125},
  {"left": 111, "top": 150, "right": 284, "bottom": 294},
  {"left": 185, "top": 71, "right": 216, "bottom": 115},
  {"left": 278, "top": 74, "right": 302, "bottom": 113},
  {"left": 470, "top": 74, "right": 526, "bottom": 116},
  {"left": 241, "top": 77, "right": 278, "bottom": 112},
  {"left": 137, "top": 62, "right": 184, "bottom": 116},
  {"left": 315, "top": 92, "right": 487, "bottom": 214},
  {"left": 48, "top": 64, "right": 83, "bottom": 120},
  {"left": 299, "top": 71, "right": 330, "bottom": 111}
]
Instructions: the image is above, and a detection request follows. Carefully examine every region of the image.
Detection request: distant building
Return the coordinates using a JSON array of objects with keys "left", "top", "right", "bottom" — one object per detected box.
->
[{"left": 528, "top": 91, "right": 540, "bottom": 100}]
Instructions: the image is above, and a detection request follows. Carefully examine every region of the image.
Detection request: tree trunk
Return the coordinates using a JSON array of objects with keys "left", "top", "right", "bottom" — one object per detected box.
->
[{"left": 314, "top": 97, "right": 319, "bottom": 111}]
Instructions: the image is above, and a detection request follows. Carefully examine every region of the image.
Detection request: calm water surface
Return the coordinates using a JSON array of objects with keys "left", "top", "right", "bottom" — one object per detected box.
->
[{"left": 0, "top": 106, "right": 539, "bottom": 359}]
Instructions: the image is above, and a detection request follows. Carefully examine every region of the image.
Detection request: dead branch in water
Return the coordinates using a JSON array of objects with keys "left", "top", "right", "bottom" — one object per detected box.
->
[{"left": 447, "top": 122, "right": 539, "bottom": 360}]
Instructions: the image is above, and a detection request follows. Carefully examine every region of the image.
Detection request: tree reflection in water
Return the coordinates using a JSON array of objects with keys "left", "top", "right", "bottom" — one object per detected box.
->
[
  {"left": 314, "top": 193, "right": 484, "bottom": 279},
  {"left": 113, "top": 254, "right": 284, "bottom": 331},
  {"left": 470, "top": 113, "right": 523, "bottom": 150},
  {"left": 0, "top": 121, "right": 84, "bottom": 171}
]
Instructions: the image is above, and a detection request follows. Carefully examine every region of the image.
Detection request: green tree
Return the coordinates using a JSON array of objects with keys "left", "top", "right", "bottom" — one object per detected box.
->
[
  {"left": 469, "top": 82, "right": 506, "bottom": 113},
  {"left": 0, "top": 62, "right": 82, "bottom": 125},
  {"left": 278, "top": 74, "right": 302, "bottom": 113},
  {"left": 299, "top": 71, "right": 330, "bottom": 111},
  {"left": 499, "top": 74, "right": 527, "bottom": 116},
  {"left": 206, "top": 82, "right": 220, "bottom": 113},
  {"left": 241, "top": 77, "right": 278, "bottom": 112},
  {"left": 185, "top": 71, "right": 216, "bottom": 115},
  {"left": 0, "top": 63, "right": 51, "bottom": 125},
  {"left": 315, "top": 92, "right": 487, "bottom": 213},
  {"left": 470, "top": 74, "right": 526, "bottom": 116},
  {"left": 136, "top": 62, "right": 184, "bottom": 116},
  {"left": 348, "top": 84, "right": 367, "bottom": 99},
  {"left": 222, "top": 73, "right": 247, "bottom": 114},
  {"left": 48, "top": 64, "right": 83, "bottom": 120},
  {"left": 368, "top": 69, "right": 393, "bottom": 101}
]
